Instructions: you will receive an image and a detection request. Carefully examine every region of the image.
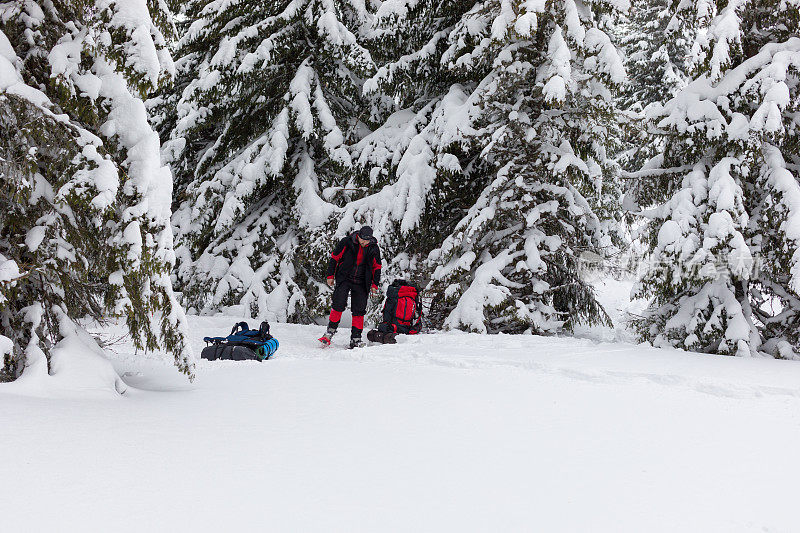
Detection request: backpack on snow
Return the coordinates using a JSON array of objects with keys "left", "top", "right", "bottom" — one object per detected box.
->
[
  {"left": 368, "top": 280, "right": 423, "bottom": 343},
  {"left": 201, "top": 321, "right": 279, "bottom": 361}
]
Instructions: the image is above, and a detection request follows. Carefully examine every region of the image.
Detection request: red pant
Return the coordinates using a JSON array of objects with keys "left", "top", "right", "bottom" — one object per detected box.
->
[{"left": 328, "top": 280, "right": 367, "bottom": 336}]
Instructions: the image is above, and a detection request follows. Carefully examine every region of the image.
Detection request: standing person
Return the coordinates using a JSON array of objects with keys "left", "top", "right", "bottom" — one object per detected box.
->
[{"left": 319, "top": 226, "right": 382, "bottom": 348}]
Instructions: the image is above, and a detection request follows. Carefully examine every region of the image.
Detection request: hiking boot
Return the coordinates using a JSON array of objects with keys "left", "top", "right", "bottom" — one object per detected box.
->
[
  {"left": 318, "top": 327, "right": 336, "bottom": 347},
  {"left": 349, "top": 337, "right": 366, "bottom": 349}
]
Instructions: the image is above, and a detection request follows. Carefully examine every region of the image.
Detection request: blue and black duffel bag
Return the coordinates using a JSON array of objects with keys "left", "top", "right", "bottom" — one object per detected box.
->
[{"left": 201, "top": 321, "right": 279, "bottom": 361}]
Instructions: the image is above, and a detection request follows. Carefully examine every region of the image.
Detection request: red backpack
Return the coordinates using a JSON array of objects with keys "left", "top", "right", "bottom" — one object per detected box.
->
[{"left": 380, "top": 280, "right": 423, "bottom": 334}]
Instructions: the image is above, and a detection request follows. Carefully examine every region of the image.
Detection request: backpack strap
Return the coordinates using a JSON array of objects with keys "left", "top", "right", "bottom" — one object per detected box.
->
[
  {"left": 258, "top": 320, "right": 271, "bottom": 340},
  {"left": 231, "top": 321, "right": 250, "bottom": 335}
]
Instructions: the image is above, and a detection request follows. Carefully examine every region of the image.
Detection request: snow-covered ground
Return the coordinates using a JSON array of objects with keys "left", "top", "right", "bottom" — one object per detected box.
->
[{"left": 3, "top": 301, "right": 800, "bottom": 531}]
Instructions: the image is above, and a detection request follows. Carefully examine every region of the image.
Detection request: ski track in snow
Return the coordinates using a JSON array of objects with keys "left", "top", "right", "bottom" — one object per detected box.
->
[{"left": 299, "top": 337, "right": 800, "bottom": 402}]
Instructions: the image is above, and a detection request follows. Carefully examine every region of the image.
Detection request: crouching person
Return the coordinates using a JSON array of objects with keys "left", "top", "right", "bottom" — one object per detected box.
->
[{"left": 319, "top": 226, "right": 382, "bottom": 348}]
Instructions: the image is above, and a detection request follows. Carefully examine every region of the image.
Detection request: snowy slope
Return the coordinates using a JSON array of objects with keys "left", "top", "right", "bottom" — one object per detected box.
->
[{"left": 2, "top": 315, "right": 800, "bottom": 532}]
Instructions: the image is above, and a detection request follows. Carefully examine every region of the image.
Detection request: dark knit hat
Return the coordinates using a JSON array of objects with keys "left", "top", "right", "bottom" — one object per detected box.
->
[{"left": 358, "top": 226, "right": 373, "bottom": 239}]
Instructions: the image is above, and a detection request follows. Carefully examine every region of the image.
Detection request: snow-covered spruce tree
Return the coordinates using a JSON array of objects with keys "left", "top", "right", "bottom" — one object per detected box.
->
[
  {"left": 631, "top": 0, "right": 800, "bottom": 357},
  {"left": 0, "top": 0, "right": 193, "bottom": 381},
  {"left": 619, "top": 0, "right": 691, "bottom": 114},
  {"left": 423, "top": 0, "right": 628, "bottom": 334},
  {"left": 159, "top": 0, "right": 377, "bottom": 322},
  {"left": 616, "top": 0, "right": 693, "bottom": 178}
]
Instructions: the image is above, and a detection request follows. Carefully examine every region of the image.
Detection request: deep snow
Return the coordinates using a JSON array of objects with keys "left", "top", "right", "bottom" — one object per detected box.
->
[{"left": 2, "top": 304, "right": 800, "bottom": 532}]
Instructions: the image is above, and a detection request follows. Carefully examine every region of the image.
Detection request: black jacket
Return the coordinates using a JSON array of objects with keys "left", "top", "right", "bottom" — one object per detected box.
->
[{"left": 326, "top": 232, "right": 382, "bottom": 290}]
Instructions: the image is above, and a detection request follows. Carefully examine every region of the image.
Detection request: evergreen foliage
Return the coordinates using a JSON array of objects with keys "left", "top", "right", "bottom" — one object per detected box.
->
[
  {"left": 630, "top": 0, "right": 800, "bottom": 357},
  {"left": 424, "top": 0, "right": 628, "bottom": 333},
  {"left": 354, "top": 0, "right": 491, "bottom": 295},
  {"left": 616, "top": 0, "right": 693, "bottom": 179},
  {"left": 162, "top": 0, "right": 629, "bottom": 337},
  {"left": 0, "top": 0, "right": 193, "bottom": 380},
  {"left": 156, "top": 0, "right": 378, "bottom": 322},
  {"left": 5, "top": 0, "right": 797, "bottom": 374},
  {"left": 620, "top": 0, "right": 691, "bottom": 113}
]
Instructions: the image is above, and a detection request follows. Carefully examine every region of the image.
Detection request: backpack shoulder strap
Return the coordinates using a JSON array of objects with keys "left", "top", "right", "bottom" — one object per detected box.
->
[
  {"left": 259, "top": 320, "right": 271, "bottom": 340},
  {"left": 231, "top": 322, "right": 249, "bottom": 335}
]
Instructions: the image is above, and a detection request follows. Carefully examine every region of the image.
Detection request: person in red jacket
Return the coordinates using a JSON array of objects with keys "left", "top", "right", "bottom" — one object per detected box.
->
[{"left": 319, "top": 226, "right": 382, "bottom": 348}]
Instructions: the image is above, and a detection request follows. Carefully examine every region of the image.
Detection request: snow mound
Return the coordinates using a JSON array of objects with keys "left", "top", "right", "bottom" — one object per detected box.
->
[{"left": 5, "top": 321, "right": 126, "bottom": 397}]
